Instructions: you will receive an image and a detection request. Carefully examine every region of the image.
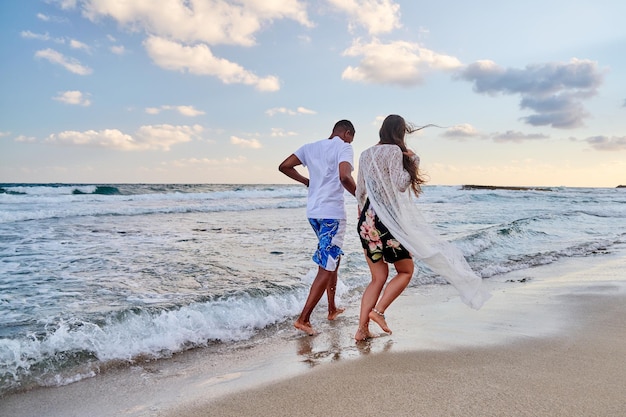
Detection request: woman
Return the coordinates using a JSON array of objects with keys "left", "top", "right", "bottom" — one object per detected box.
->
[{"left": 355, "top": 115, "right": 490, "bottom": 341}]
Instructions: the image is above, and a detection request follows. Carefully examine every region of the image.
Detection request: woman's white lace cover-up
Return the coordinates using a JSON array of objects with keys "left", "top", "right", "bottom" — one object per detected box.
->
[{"left": 356, "top": 145, "right": 490, "bottom": 309}]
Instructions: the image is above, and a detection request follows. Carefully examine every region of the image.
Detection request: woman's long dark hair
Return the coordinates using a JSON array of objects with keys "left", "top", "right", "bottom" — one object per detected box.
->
[{"left": 379, "top": 114, "right": 430, "bottom": 196}]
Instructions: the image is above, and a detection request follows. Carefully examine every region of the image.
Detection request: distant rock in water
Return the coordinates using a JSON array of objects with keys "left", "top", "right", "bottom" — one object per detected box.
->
[
  {"left": 462, "top": 184, "right": 552, "bottom": 191},
  {"left": 617, "top": 185, "right": 625, "bottom": 188}
]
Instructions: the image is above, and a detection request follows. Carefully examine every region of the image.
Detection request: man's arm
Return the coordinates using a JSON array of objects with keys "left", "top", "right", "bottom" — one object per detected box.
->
[
  {"left": 339, "top": 161, "right": 356, "bottom": 196},
  {"left": 278, "top": 154, "right": 309, "bottom": 187}
]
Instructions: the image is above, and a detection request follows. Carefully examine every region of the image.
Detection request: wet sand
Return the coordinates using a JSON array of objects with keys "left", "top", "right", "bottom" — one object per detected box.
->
[{"left": 2, "top": 251, "right": 625, "bottom": 417}]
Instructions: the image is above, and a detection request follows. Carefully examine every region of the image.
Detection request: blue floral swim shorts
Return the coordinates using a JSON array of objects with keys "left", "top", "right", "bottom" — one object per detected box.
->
[
  {"left": 308, "top": 218, "right": 346, "bottom": 271},
  {"left": 358, "top": 199, "right": 411, "bottom": 263}
]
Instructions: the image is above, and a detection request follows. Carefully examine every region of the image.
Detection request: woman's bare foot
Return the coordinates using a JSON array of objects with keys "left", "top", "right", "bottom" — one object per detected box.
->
[
  {"left": 327, "top": 307, "right": 345, "bottom": 321},
  {"left": 294, "top": 320, "right": 317, "bottom": 336},
  {"left": 354, "top": 325, "right": 372, "bottom": 342},
  {"left": 369, "top": 308, "right": 392, "bottom": 334}
]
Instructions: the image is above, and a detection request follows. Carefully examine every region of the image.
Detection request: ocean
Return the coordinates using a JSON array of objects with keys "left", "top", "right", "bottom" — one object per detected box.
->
[{"left": 1, "top": 183, "right": 624, "bottom": 396}]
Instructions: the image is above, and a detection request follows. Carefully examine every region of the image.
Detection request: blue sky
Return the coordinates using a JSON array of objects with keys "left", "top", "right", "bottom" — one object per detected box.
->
[{"left": 1, "top": 0, "right": 625, "bottom": 187}]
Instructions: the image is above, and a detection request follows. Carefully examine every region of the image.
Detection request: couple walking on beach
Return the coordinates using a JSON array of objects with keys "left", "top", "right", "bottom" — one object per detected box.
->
[{"left": 279, "top": 115, "right": 490, "bottom": 341}]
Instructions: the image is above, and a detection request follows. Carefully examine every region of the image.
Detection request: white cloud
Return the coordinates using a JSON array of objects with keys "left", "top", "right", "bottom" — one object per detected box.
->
[
  {"left": 230, "top": 136, "right": 262, "bottom": 149},
  {"left": 76, "top": 1, "right": 313, "bottom": 90},
  {"left": 15, "top": 135, "right": 38, "bottom": 143},
  {"left": 266, "top": 106, "right": 316, "bottom": 116},
  {"left": 327, "top": 0, "right": 401, "bottom": 34},
  {"left": 342, "top": 38, "right": 462, "bottom": 86},
  {"left": 80, "top": 0, "right": 312, "bottom": 46},
  {"left": 175, "top": 105, "right": 205, "bottom": 117},
  {"left": 145, "top": 105, "right": 205, "bottom": 116},
  {"left": 144, "top": 36, "right": 279, "bottom": 91},
  {"left": 45, "top": 129, "right": 134, "bottom": 148},
  {"left": 296, "top": 106, "right": 316, "bottom": 115},
  {"left": 53, "top": 90, "right": 91, "bottom": 106},
  {"left": 56, "top": 0, "right": 77, "bottom": 9},
  {"left": 36, "top": 12, "right": 67, "bottom": 23},
  {"left": 21, "top": 31, "right": 51, "bottom": 41},
  {"left": 110, "top": 45, "right": 126, "bottom": 55},
  {"left": 21, "top": 31, "right": 65, "bottom": 43},
  {"left": 0, "top": 131, "right": 11, "bottom": 137},
  {"left": 270, "top": 128, "right": 297, "bottom": 137},
  {"left": 35, "top": 48, "right": 93, "bottom": 75},
  {"left": 70, "top": 39, "right": 91, "bottom": 52},
  {"left": 266, "top": 107, "right": 296, "bottom": 116},
  {"left": 135, "top": 124, "right": 202, "bottom": 150},
  {"left": 460, "top": 58, "right": 604, "bottom": 129},
  {"left": 373, "top": 115, "right": 386, "bottom": 126},
  {"left": 442, "top": 124, "right": 484, "bottom": 140},
  {"left": 44, "top": 124, "right": 203, "bottom": 151}
]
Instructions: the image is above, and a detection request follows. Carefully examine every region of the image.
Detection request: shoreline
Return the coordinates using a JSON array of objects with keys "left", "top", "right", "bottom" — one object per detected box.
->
[
  {"left": 186, "top": 292, "right": 626, "bottom": 417},
  {"left": 169, "top": 250, "right": 626, "bottom": 417},
  {"left": 2, "top": 251, "right": 625, "bottom": 417}
]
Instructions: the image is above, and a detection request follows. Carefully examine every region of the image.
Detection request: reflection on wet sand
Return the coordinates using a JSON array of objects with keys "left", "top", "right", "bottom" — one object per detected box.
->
[{"left": 295, "top": 319, "right": 395, "bottom": 366}]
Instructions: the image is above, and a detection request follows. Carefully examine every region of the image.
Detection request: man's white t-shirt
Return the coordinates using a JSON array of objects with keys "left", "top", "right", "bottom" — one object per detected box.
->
[{"left": 294, "top": 136, "right": 354, "bottom": 220}]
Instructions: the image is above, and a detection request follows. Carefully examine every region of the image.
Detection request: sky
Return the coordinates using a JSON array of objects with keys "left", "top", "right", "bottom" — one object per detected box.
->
[{"left": 1, "top": 0, "right": 625, "bottom": 187}]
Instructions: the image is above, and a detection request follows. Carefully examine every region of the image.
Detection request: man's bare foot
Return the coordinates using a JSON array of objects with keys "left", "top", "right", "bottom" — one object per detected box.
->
[
  {"left": 369, "top": 308, "right": 392, "bottom": 334},
  {"left": 294, "top": 321, "right": 317, "bottom": 336},
  {"left": 354, "top": 325, "right": 372, "bottom": 342},
  {"left": 327, "top": 307, "right": 345, "bottom": 321}
]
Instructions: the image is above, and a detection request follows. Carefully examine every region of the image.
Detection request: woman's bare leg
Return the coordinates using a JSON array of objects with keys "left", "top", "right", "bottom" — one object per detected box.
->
[
  {"left": 369, "top": 258, "right": 414, "bottom": 334},
  {"left": 355, "top": 251, "right": 389, "bottom": 340}
]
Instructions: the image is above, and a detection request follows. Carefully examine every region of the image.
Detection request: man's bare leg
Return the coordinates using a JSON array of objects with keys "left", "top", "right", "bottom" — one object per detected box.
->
[
  {"left": 293, "top": 321, "right": 316, "bottom": 336},
  {"left": 326, "top": 258, "right": 345, "bottom": 320},
  {"left": 294, "top": 267, "right": 332, "bottom": 335}
]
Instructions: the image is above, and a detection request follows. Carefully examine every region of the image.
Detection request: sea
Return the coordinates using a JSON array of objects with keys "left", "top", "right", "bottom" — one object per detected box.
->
[{"left": 0, "top": 183, "right": 624, "bottom": 396}]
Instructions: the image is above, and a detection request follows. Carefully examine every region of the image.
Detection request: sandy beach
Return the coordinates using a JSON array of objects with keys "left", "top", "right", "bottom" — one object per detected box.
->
[{"left": 2, "top": 249, "right": 625, "bottom": 417}]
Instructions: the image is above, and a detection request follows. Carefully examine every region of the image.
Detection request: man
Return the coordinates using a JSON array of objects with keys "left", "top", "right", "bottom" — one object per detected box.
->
[{"left": 278, "top": 120, "right": 357, "bottom": 335}]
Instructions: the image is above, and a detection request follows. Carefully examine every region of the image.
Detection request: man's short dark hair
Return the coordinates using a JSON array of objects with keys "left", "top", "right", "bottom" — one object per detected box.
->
[{"left": 333, "top": 119, "right": 355, "bottom": 134}]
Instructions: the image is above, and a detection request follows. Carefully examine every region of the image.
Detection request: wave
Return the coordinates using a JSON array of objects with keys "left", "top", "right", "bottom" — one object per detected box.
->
[
  {"left": 0, "top": 284, "right": 312, "bottom": 395},
  {"left": 0, "top": 184, "right": 100, "bottom": 196},
  {"left": 0, "top": 184, "right": 308, "bottom": 223},
  {"left": 0, "top": 183, "right": 298, "bottom": 197},
  {"left": 409, "top": 235, "right": 623, "bottom": 287},
  {"left": 428, "top": 212, "right": 626, "bottom": 281},
  {"left": 72, "top": 186, "right": 121, "bottom": 195},
  {"left": 476, "top": 238, "right": 621, "bottom": 278}
]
